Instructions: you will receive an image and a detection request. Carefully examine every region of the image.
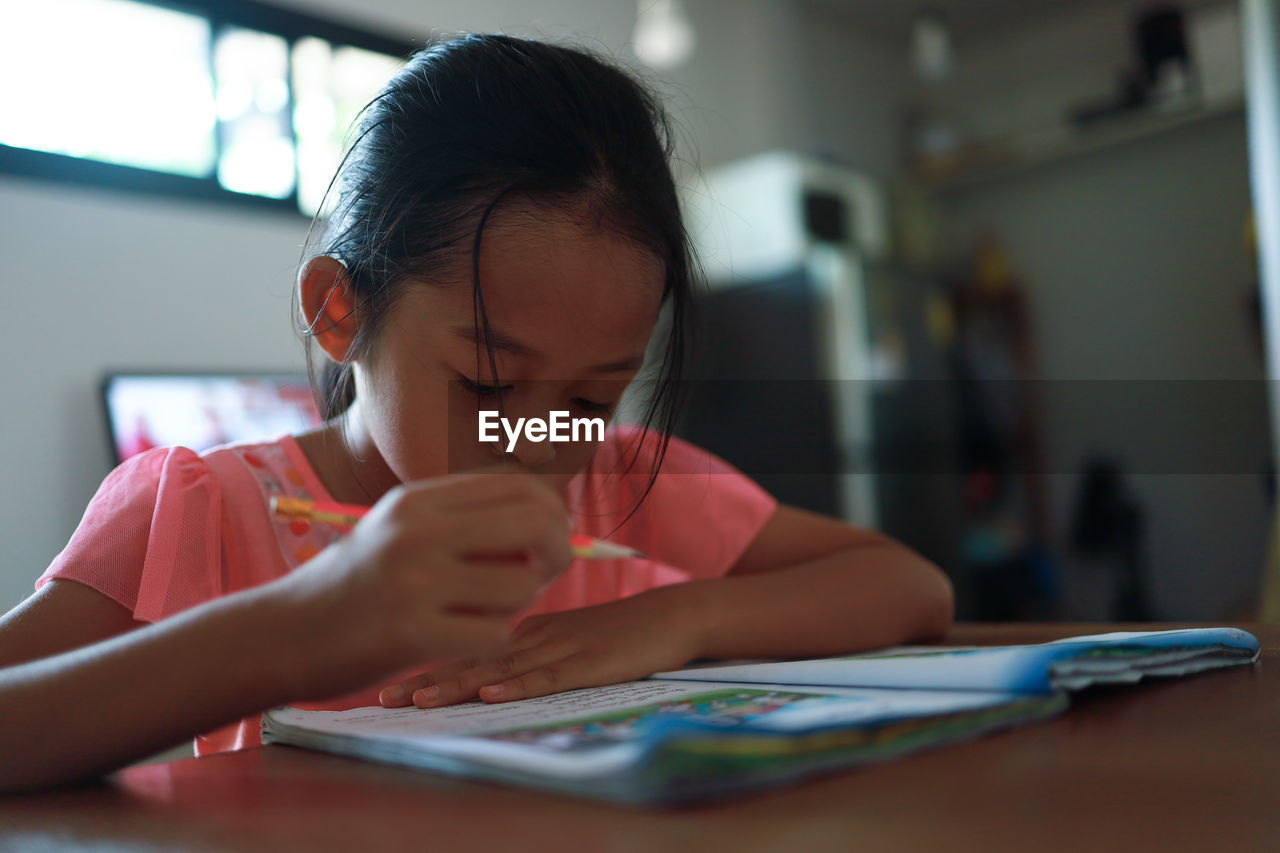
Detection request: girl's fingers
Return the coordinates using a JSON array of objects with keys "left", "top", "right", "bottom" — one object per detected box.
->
[
  {"left": 379, "top": 672, "right": 445, "bottom": 707},
  {"left": 387, "top": 615, "right": 562, "bottom": 707},
  {"left": 376, "top": 627, "right": 552, "bottom": 706},
  {"left": 409, "top": 642, "right": 574, "bottom": 708},
  {"left": 410, "top": 647, "right": 543, "bottom": 707},
  {"left": 380, "top": 657, "right": 477, "bottom": 707},
  {"left": 477, "top": 656, "right": 589, "bottom": 703}
]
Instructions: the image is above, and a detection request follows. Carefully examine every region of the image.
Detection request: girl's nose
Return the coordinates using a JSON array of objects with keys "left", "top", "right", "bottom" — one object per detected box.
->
[
  {"left": 484, "top": 409, "right": 560, "bottom": 469},
  {"left": 508, "top": 430, "right": 558, "bottom": 468}
]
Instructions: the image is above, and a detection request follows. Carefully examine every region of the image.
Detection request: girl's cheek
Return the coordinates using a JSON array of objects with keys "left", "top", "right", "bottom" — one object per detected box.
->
[
  {"left": 445, "top": 405, "right": 489, "bottom": 469},
  {"left": 542, "top": 442, "right": 602, "bottom": 489},
  {"left": 444, "top": 394, "right": 476, "bottom": 436},
  {"left": 446, "top": 432, "right": 496, "bottom": 474}
]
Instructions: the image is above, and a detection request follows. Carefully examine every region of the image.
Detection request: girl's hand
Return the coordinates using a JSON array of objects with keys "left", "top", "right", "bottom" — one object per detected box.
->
[
  {"left": 378, "top": 585, "right": 705, "bottom": 708},
  {"left": 268, "top": 472, "right": 573, "bottom": 701}
]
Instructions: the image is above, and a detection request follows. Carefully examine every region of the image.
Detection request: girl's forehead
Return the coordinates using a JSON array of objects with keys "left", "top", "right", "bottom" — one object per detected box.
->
[
  {"left": 485, "top": 206, "right": 664, "bottom": 271},
  {"left": 473, "top": 211, "right": 663, "bottom": 318},
  {"left": 394, "top": 212, "right": 664, "bottom": 364}
]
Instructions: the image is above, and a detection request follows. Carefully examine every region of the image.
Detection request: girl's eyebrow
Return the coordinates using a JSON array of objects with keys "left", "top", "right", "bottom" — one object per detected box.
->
[
  {"left": 450, "top": 325, "right": 645, "bottom": 373},
  {"left": 451, "top": 324, "right": 536, "bottom": 357}
]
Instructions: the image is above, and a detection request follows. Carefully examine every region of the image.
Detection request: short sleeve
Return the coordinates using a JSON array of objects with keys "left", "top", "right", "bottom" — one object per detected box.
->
[
  {"left": 568, "top": 425, "right": 778, "bottom": 581},
  {"left": 36, "top": 446, "right": 225, "bottom": 623}
]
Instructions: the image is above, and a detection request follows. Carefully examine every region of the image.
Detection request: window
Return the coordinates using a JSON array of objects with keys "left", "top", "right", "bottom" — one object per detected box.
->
[
  {"left": 292, "top": 37, "right": 405, "bottom": 216},
  {"left": 0, "top": 0, "right": 216, "bottom": 178},
  {"left": 214, "top": 26, "right": 295, "bottom": 199},
  {"left": 0, "top": 0, "right": 414, "bottom": 216}
]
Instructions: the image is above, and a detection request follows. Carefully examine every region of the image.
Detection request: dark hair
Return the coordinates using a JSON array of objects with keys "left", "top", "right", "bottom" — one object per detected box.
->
[{"left": 298, "top": 33, "right": 692, "bottom": 502}]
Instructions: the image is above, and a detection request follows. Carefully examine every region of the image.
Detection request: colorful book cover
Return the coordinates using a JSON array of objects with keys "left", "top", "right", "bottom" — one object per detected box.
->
[{"left": 261, "top": 628, "right": 1257, "bottom": 804}]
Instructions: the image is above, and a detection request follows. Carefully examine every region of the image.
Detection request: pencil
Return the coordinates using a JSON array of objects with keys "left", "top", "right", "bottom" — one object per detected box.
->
[{"left": 270, "top": 495, "right": 646, "bottom": 560}]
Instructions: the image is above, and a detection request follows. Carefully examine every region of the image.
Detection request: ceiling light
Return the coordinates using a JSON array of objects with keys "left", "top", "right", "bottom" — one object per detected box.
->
[{"left": 633, "top": 0, "right": 696, "bottom": 70}]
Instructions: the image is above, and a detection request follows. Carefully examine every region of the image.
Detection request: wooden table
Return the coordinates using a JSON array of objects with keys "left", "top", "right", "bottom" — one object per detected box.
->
[{"left": 2, "top": 623, "right": 1276, "bottom": 852}]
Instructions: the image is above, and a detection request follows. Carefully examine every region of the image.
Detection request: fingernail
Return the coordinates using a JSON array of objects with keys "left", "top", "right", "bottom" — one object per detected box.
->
[
  {"left": 414, "top": 686, "right": 440, "bottom": 706},
  {"left": 382, "top": 685, "right": 405, "bottom": 704},
  {"left": 481, "top": 685, "right": 504, "bottom": 700}
]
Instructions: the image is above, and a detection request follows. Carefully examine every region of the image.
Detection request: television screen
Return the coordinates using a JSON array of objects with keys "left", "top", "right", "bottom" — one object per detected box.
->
[{"left": 102, "top": 373, "right": 323, "bottom": 465}]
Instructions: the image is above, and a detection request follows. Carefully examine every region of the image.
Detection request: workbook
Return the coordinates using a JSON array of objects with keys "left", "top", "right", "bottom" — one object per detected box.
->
[{"left": 261, "top": 627, "right": 1258, "bottom": 805}]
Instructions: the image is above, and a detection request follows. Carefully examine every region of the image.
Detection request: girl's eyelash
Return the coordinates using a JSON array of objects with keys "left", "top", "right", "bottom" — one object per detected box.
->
[
  {"left": 459, "top": 376, "right": 613, "bottom": 413},
  {"left": 572, "top": 398, "right": 613, "bottom": 414},
  {"left": 458, "top": 376, "right": 510, "bottom": 397}
]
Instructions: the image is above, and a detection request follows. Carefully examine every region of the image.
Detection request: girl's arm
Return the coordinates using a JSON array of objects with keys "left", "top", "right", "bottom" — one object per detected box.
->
[
  {"left": 0, "top": 474, "right": 571, "bottom": 793},
  {"left": 381, "top": 504, "right": 953, "bottom": 708},
  {"left": 674, "top": 504, "right": 953, "bottom": 659},
  {"left": 0, "top": 580, "right": 315, "bottom": 792}
]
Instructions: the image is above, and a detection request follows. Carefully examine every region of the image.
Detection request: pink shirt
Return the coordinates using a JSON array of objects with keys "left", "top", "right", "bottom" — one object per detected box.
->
[{"left": 37, "top": 426, "right": 777, "bottom": 755}]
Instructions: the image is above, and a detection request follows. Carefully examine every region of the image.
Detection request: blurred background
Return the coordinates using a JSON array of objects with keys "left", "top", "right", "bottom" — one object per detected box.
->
[{"left": 0, "top": 0, "right": 1273, "bottom": 624}]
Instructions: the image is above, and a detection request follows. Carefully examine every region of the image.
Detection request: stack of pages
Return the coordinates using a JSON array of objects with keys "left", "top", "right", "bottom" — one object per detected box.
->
[{"left": 261, "top": 627, "right": 1258, "bottom": 804}]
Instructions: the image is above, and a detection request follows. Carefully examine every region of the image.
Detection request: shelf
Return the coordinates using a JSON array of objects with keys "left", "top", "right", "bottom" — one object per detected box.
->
[{"left": 919, "top": 94, "right": 1246, "bottom": 195}]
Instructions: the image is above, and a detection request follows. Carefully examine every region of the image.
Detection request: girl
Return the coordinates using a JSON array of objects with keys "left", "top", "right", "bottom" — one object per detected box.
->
[{"left": 0, "top": 34, "right": 952, "bottom": 792}]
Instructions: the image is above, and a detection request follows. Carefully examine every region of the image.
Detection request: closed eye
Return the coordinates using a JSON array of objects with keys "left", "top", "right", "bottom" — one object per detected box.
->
[
  {"left": 458, "top": 376, "right": 512, "bottom": 397},
  {"left": 460, "top": 375, "right": 614, "bottom": 414},
  {"left": 571, "top": 397, "right": 613, "bottom": 414}
]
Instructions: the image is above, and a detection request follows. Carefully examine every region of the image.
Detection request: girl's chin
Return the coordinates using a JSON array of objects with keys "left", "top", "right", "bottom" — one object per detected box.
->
[
  {"left": 440, "top": 454, "right": 584, "bottom": 489},
  {"left": 443, "top": 458, "right": 519, "bottom": 477}
]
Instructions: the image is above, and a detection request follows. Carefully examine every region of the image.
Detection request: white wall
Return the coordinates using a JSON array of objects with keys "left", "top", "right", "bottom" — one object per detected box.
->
[
  {"left": 942, "top": 114, "right": 1268, "bottom": 620},
  {"left": 930, "top": 4, "right": 1269, "bottom": 619},
  {"left": 268, "top": 0, "right": 634, "bottom": 44},
  {"left": 0, "top": 178, "right": 311, "bottom": 608},
  {"left": 920, "top": 3, "right": 1132, "bottom": 147},
  {"left": 663, "top": 1, "right": 908, "bottom": 179}
]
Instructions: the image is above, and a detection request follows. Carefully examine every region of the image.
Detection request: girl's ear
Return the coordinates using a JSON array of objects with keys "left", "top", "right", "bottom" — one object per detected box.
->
[{"left": 299, "top": 256, "right": 359, "bottom": 363}]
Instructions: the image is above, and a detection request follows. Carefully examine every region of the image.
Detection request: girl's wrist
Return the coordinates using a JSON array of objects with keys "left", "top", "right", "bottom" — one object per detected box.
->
[
  {"left": 649, "top": 579, "right": 721, "bottom": 662},
  {"left": 238, "top": 576, "right": 374, "bottom": 702}
]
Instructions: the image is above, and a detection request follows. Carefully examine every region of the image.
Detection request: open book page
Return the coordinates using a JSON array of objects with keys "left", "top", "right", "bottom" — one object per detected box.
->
[
  {"left": 649, "top": 628, "right": 1260, "bottom": 693},
  {"left": 262, "top": 679, "right": 1065, "bottom": 802}
]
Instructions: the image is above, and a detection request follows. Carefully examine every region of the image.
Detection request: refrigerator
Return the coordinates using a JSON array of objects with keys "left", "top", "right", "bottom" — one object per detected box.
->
[{"left": 676, "top": 151, "right": 964, "bottom": 567}]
